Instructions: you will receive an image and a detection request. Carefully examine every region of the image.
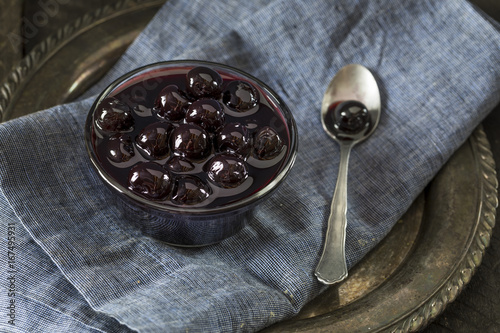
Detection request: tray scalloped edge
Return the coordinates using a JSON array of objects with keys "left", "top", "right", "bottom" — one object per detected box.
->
[
  {"left": 0, "top": 0, "right": 165, "bottom": 122},
  {"left": 387, "top": 127, "right": 498, "bottom": 332}
]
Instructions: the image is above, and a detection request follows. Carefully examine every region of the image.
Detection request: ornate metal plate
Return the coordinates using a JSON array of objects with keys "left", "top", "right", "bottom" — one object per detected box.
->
[{"left": 0, "top": 1, "right": 497, "bottom": 331}]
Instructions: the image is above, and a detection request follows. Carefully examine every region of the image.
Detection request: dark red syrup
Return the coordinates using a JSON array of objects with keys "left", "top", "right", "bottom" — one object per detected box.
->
[{"left": 91, "top": 66, "right": 290, "bottom": 208}]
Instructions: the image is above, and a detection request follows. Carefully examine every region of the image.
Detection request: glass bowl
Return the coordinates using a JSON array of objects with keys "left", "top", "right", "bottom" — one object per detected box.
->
[{"left": 84, "top": 60, "right": 298, "bottom": 246}]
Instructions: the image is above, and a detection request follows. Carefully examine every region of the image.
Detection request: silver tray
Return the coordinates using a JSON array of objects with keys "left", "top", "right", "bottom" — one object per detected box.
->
[{"left": 0, "top": 1, "right": 497, "bottom": 331}]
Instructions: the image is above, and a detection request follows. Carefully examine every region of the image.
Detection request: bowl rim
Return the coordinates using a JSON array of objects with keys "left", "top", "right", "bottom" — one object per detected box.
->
[{"left": 84, "top": 59, "right": 298, "bottom": 215}]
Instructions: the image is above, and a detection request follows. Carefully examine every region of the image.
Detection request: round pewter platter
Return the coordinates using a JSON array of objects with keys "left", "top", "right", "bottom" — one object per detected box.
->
[{"left": 0, "top": 1, "right": 497, "bottom": 331}]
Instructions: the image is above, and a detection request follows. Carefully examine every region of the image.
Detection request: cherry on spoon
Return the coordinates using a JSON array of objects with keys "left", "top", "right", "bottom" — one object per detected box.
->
[{"left": 315, "top": 64, "right": 381, "bottom": 285}]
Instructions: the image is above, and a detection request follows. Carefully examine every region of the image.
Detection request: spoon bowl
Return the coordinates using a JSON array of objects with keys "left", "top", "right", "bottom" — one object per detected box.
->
[
  {"left": 315, "top": 64, "right": 381, "bottom": 284},
  {"left": 321, "top": 64, "right": 381, "bottom": 143}
]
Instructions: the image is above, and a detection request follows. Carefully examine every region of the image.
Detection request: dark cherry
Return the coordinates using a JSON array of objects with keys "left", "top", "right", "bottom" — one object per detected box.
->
[
  {"left": 215, "top": 122, "right": 251, "bottom": 157},
  {"left": 332, "top": 100, "right": 370, "bottom": 135},
  {"left": 253, "top": 126, "right": 283, "bottom": 160},
  {"left": 206, "top": 154, "right": 249, "bottom": 188},
  {"left": 171, "top": 175, "right": 211, "bottom": 205},
  {"left": 222, "top": 80, "right": 258, "bottom": 112},
  {"left": 94, "top": 97, "right": 134, "bottom": 132},
  {"left": 106, "top": 134, "right": 135, "bottom": 163},
  {"left": 185, "top": 98, "right": 225, "bottom": 132},
  {"left": 186, "top": 66, "right": 223, "bottom": 98},
  {"left": 154, "top": 85, "right": 189, "bottom": 121},
  {"left": 92, "top": 66, "right": 291, "bottom": 209},
  {"left": 171, "top": 123, "right": 211, "bottom": 160},
  {"left": 135, "top": 122, "right": 173, "bottom": 160},
  {"left": 128, "top": 162, "right": 172, "bottom": 200},
  {"left": 165, "top": 156, "right": 195, "bottom": 173}
]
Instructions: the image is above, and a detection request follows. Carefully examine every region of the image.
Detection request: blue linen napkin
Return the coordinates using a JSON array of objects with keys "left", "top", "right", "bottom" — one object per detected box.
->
[{"left": 1, "top": 0, "right": 499, "bottom": 332}]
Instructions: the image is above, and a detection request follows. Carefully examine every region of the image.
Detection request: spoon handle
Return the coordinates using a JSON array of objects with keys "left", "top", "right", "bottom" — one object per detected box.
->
[{"left": 314, "top": 142, "right": 351, "bottom": 284}]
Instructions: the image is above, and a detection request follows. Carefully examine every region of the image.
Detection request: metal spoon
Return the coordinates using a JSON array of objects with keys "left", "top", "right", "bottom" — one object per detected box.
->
[{"left": 315, "top": 64, "right": 381, "bottom": 285}]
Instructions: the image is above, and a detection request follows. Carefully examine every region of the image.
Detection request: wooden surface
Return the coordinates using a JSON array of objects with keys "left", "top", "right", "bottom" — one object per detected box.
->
[{"left": 1, "top": 1, "right": 499, "bottom": 332}]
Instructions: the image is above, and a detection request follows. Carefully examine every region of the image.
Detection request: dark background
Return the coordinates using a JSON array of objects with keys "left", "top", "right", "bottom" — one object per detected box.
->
[{"left": 1, "top": 0, "right": 499, "bottom": 331}]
